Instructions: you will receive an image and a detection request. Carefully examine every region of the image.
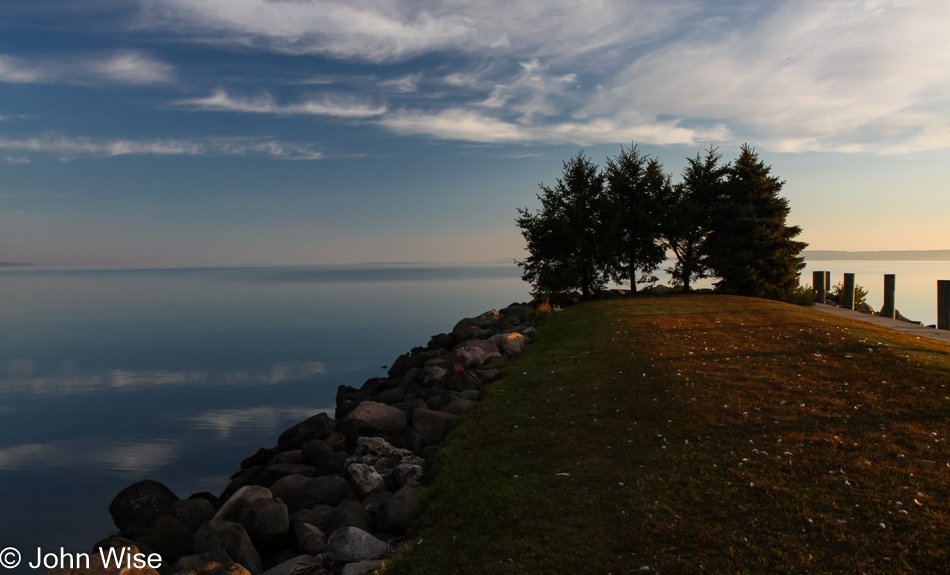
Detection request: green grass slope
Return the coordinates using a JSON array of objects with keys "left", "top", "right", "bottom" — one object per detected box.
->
[{"left": 387, "top": 294, "right": 950, "bottom": 574}]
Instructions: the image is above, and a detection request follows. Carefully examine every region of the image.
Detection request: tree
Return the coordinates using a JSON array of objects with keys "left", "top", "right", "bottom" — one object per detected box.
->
[
  {"left": 603, "top": 145, "right": 666, "bottom": 292},
  {"left": 515, "top": 152, "right": 610, "bottom": 298},
  {"left": 704, "top": 144, "right": 807, "bottom": 299},
  {"left": 658, "top": 147, "right": 727, "bottom": 290}
]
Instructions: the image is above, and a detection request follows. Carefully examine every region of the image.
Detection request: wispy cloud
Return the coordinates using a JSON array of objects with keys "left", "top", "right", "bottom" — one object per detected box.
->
[
  {"left": 134, "top": 0, "right": 683, "bottom": 63},
  {"left": 186, "top": 406, "right": 333, "bottom": 440},
  {"left": 0, "top": 134, "right": 328, "bottom": 162},
  {"left": 1, "top": 360, "right": 327, "bottom": 394},
  {"left": 0, "top": 438, "right": 179, "bottom": 473},
  {"left": 178, "top": 88, "right": 386, "bottom": 117},
  {"left": 129, "top": 0, "right": 950, "bottom": 153},
  {"left": 0, "top": 51, "right": 174, "bottom": 85},
  {"left": 379, "top": 108, "right": 730, "bottom": 146}
]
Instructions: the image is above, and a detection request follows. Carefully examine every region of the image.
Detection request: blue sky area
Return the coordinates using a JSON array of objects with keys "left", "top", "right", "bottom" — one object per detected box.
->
[{"left": 1, "top": 0, "right": 948, "bottom": 267}]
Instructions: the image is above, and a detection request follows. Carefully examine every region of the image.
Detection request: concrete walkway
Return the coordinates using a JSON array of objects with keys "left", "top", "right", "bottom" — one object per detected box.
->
[{"left": 810, "top": 302, "right": 950, "bottom": 344}]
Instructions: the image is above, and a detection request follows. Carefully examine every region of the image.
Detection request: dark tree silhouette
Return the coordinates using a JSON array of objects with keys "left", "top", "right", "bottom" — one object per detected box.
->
[
  {"left": 704, "top": 144, "right": 807, "bottom": 298},
  {"left": 516, "top": 152, "right": 611, "bottom": 298}
]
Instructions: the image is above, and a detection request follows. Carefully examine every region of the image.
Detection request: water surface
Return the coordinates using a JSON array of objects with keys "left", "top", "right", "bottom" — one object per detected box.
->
[{"left": 0, "top": 263, "right": 528, "bottom": 564}]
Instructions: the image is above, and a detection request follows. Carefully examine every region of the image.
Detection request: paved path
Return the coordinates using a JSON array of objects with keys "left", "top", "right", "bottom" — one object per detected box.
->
[{"left": 810, "top": 303, "right": 950, "bottom": 344}]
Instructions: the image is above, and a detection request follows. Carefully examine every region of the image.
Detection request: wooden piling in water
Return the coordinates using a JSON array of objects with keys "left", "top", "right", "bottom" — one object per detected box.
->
[
  {"left": 882, "top": 274, "right": 896, "bottom": 319},
  {"left": 842, "top": 273, "right": 856, "bottom": 310}
]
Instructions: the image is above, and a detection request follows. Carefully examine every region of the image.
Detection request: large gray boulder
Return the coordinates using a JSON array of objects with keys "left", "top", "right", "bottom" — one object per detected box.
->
[
  {"left": 339, "top": 401, "right": 409, "bottom": 449},
  {"left": 326, "top": 527, "right": 389, "bottom": 564},
  {"left": 489, "top": 332, "right": 526, "bottom": 356},
  {"left": 213, "top": 485, "right": 274, "bottom": 522},
  {"left": 193, "top": 520, "right": 263, "bottom": 575},
  {"left": 270, "top": 474, "right": 355, "bottom": 512},
  {"left": 109, "top": 479, "right": 179, "bottom": 533},
  {"left": 346, "top": 463, "right": 385, "bottom": 496}
]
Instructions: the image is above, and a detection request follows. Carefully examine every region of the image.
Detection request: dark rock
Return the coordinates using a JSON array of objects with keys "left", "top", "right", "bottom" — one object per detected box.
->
[
  {"left": 213, "top": 486, "right": 273, "bottom": 523},
  {"left": 325, "top": 432, "right": 347, "bottom": 452},
  {"left": 340, "top": 560, "right": 384, "bottom": 575},
  {"left": 300, "top": 440, "right": 333, "bottom": 465},
  {"left": 374, "top": 387, "right": 406, "bottom": 405},
  {"left": 172, "top": 550, "right": 242, "bottom": 575},
  {"left": 292, "top": 523, "right": 327, "bottom": 556},
  {"left": 239, "top": 498, "right": 289, "bottom": 550},
  {"left": 314, "top": 451, "right": 349, "bottom": 477},
  {"left": 398, "top": 367, "right": 427, "bottom": 389},
  {"left": 326, "top": 527, "right": 389, "bottom": 564},
  {"left": 277, "top": 412, "right": 335, "bottom": 446},
  {"left": 389, "top": 399, "right": 428, "bottom": 421},
  {"left": 290, "top": 505, "right": 334, "bottom": 530},
  {"left": 441, "top": 398, "right": 477, "bottom": 415},
  {"left": 267, "top": 450, "right": 302, "bottom": 466},
  {"left": 359, "top": 378, "right": 394, "bottom": 394},
  {"left": 425, "top": 392, "right": 458, "bottom": 411},
  {"left": 221, "top": 466, "right": 265, "bottom": 503},
  {"left": 109, "top": 479, "right": 179, "bottom": 533},
  {"left": 426, "top": 332, "right": 456, "bottom": 350},
  {"left": 260, "top": 554, "right": 317, "bottom": 575},
  {"left": 256, "top": 464, "right": 320, "bottom": 488},
  {"left": 440, "top": 366, "right": 482, "bottom": 392},
  {"left": 171, "top": 498, "right": 215, "bottom": 533},
  {"left": 270, "top": 475, "right": 355, "bottom": 513},
  {"left": 412, "top": 409, "right": 457, "bottom": 450},
  {"left": 140, "top": 514, "right": 193, "bottom": 563},
  {"left": 339, "top": 401, "right": 410, "bottom": 450},
  {"left": 377, "top": 485, "right": 418, "bottom": 536},
  {"left": 241, "top": 448, "right": 276, "bottom": 470},
  {"left": 325, "top": 501, "right": 373, "bottom": 534},
  {"left": 193, "top": 520, "right": 263, "bottom": 575},
  {"left": 458, "top": 389, "right": 480, "bottom": 401},
  {"left": 386, "top": 354, "right": 412, "bottom": 379}
]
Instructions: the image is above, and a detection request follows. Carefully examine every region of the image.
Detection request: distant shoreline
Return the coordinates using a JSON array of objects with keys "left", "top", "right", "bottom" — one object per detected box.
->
[
  {"left": 0, "top": 262, "right": 34, "bottom": 267},
  {"left": 804, "top": 250, "right": 950, "bottom": 261}
]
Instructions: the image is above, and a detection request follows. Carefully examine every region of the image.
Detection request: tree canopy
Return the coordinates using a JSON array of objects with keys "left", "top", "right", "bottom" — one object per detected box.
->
[{"left": 516, "top": 144, "right": 807, "bottom": 301}]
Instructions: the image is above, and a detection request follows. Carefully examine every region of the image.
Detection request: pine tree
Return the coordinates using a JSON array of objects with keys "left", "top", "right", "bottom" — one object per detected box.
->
[
  {"left": 516, "top": 152, "right": 610, "bottom": 298},
  {"left": 704, "top": 144, "right": 807, "bottom": 299},
  {"left": 659, "top": 147, "right": 726, "bottom": 290},
  {"left": 603, "top": 145, "right": 666, "bottom": 292}
]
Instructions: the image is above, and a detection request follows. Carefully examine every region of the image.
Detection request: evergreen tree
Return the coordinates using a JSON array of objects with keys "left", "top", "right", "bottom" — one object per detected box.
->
[
  {"left": 704, "top": 144, "right": 807, "bottom": 299},
  {"left": 603, "top": 145, "right": 666, "bottom": 292},
  {"left": 659, "top": 147, "right": 727, "bottom": 290},
  {"left": 516, "top": 152, "right": 610, "bottom": 298}
]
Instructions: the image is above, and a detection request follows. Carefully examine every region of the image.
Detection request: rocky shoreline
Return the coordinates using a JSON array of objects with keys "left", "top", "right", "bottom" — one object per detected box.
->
[{"left": 63, "top": 302, "right": 535, "bottom": 575}]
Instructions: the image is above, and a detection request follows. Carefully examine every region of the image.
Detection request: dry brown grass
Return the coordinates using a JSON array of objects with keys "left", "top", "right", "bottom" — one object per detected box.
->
[{"left": 387, "top": 294, "right": 950, "bottom": 574}]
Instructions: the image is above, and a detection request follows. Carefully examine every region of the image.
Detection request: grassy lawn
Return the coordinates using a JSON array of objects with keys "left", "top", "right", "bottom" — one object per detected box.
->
[{"left": 386, "top": 294, "right": 950, "bottom": 574}]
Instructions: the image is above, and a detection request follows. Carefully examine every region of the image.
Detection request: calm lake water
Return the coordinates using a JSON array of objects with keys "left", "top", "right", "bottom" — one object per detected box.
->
[
  {"left": 801, "top": 260, "right": 950, "bottom": 327},
  {"left": 3, "top": 259, "right": 948, "bottom": 567},
  {"left": 0, "top": 264, "right": 529, "bottom": 566}
]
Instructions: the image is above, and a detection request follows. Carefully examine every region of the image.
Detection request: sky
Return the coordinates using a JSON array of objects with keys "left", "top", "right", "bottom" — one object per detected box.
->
[{"left": 1, "top": 0, "right": 949, "bottom": 267}]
